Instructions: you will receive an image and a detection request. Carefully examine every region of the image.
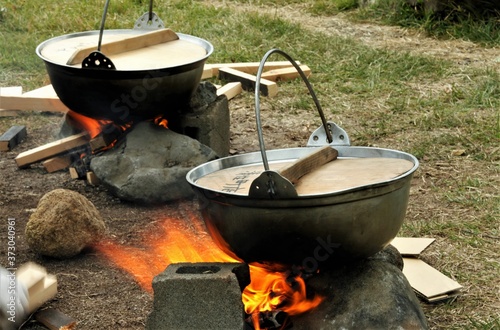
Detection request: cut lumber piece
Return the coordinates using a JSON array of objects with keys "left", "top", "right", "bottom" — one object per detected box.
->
[
  {"left": 35, "top": 308, "right": 77, "bottom": 330},
  {"left": 216, "top": 82, "right": 243, "bottom": 100},
  {"left": 261, "top": 65, "right": 311, "bottom": 82},
  {"left": 218, "top": 67, "right": 278, "bottom": 97},
  {"left": 0, "top": 110, "right": 21, "bottom": 117},
  {"left": 42, "top": 155, "right": 73, "bottom": 173},
  {"left": 89, "top": 125, "right": 123, "bottom": 152},
  {"left": 0, "top": 86, "right": 23, "bottom": 115},
  {"left": 86, "top": 171, "right": 100, "bottom": 186},
  {"left": 27, "top": 274, "right": 57, "bottom": 314},
  {"left": 206, "top": 61, "right": 298, "bottom": 76},
  {"left": 15, "top": 132, "right": 89, "bottom": 168},
  {"left": 201, "top": 66, "right": 214, "bottom": 79},
  {"left": 66, "top": 28, "right": 179, "bottom": 65},
  {"left": 0, "top": 86, "right": 23, "bottom": 96},
  {"left": 21, "top": 85, "right": 58, "bottom": 98},
  {"left": 17, "top": 262, "right": 47, "bottom": 297},
  {"left": 17, "top": 262, "right": 58, "bottom": 314},
  {"left": 0, "top": 125, "right": 27, "bottom": 151},
  {"left": 0, "top": 85, "right": 69, "bottom": 113}
]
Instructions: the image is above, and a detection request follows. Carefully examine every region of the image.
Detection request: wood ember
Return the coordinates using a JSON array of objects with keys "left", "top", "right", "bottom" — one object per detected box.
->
[
  {"left": 89, "top": 123, "right": 125, "bottom": 152},
  {"left": 0, "top": 125, "right": 27, "bottom": 151},
  {"left": 244, "top": 311, "right": 291, "bottom": 330},
  {"left": 35, "top": 308, "right": 77, "bottom": 330}
]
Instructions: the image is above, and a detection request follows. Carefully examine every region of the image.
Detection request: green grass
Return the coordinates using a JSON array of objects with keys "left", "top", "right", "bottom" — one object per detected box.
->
[{"left": 1, "top": 0, "right": 499, "bottom": 328}]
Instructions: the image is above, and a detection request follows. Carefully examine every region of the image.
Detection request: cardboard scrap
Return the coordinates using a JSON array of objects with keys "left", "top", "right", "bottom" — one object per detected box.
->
[
  {"left": 391, "top": 237, "right": 435, "bottom": 256},
  {"left": 402, "top": 258, "right": 463, "bottom": 302},
  {"left": 392, "top": 237, "right": 462, "bottom": 302}
]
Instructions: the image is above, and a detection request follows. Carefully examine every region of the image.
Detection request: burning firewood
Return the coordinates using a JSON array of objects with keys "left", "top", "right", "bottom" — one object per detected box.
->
[{"left": 244, "top": 310, "right": 292, "bottom": 330}]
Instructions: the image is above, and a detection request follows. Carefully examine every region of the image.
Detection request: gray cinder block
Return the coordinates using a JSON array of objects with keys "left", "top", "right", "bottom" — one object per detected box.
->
[{"left": 146, "top": 262, "right": 250, "bottom": 330}]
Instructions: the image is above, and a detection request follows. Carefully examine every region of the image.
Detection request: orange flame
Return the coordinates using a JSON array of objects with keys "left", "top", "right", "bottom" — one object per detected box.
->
[
  {"left": 153, "top": 116, "right": 168, "bottom": 129},
  {"left": 93, "top": 202, "right": 323, "bottom": 327},
  {"left": 67, "top": 110, "right": 112, "bottom": 139}
]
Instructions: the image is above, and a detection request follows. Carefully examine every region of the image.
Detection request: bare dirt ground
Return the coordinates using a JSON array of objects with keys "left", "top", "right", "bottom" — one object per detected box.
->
[{"left": 1, "top": 3, "right": 498, "bottom": 330}]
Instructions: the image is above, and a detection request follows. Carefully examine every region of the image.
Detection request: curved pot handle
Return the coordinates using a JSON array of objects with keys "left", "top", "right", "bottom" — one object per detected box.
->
[{"left": 254, "top": 48, "right": 333, "bottom": 171}]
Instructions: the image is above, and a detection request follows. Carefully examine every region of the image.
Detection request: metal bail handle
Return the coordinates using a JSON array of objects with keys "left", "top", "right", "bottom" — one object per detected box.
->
[
  {"left": 82, "top": 0, "right": 116, "bottom": 70},
  {"left": 254, "top": 48, "right": 333, "bottom": 172},
  {"left": 134, "top": 0, "right": 165, "bottom": 30},
  {"left": 249, "top": 49, "right": 334, "bottom": 198}
]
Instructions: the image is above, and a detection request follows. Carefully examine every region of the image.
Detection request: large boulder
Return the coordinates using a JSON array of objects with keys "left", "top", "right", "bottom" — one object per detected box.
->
[
  {"left": 25, "top": 189, "right": 106, "bottom": 258},
  {"left": 90, "top": 121, "right": 218, "bottom": 204}
]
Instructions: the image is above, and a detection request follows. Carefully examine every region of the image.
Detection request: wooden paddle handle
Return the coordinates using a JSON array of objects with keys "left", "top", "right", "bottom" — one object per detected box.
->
[
  {"left": 279, "top": 146, "right": 338, "bottom": 184},
  {"left": 66, "top": 28, "right": 179, "bottom": 65}
]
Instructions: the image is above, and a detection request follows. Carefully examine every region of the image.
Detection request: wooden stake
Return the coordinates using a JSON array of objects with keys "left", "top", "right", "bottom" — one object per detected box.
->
[
  {"left": 15, "top": 132, "right": 89, "bottom": 168},
  {"left": 218, "top": 67, "right": 278, "bottom": 97}
]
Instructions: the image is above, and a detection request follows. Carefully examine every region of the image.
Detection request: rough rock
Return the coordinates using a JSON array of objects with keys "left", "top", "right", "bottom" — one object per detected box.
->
[
  {"left": 90, "top": 121, "right": 218, "bottom": 204},
  {"left": 25, "top": 189, "right": 106, "bottom": 258},
  {"left": 292, "top": 246, "right": 428, "bottom": 329}
]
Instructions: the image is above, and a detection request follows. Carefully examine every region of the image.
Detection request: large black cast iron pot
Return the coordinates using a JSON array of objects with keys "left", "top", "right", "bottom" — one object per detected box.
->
[{"left": 35, "top": 2, "right": 213, "bottom": 123}]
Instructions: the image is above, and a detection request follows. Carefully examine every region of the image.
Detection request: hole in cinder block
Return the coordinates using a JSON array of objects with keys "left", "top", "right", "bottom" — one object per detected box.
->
[{"left": 176, "top": 265, "right": 221, "bottom": 274}]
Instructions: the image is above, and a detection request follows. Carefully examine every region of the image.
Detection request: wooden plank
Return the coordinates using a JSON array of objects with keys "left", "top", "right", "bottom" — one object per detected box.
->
[
  {"left": 0, "top": 86, "right": 23, "bottom": 96},
  {"left": 43, "top": 155, "right": 73, "bottom": 173},
  {"left": 0, "top": 125, "right": 27, "bottom": 151},
  {"left": 21, "top": 84, "right": 59, "bottom": 98},
  {"left": 195, "top": 157, "right": 415, "bottom": 196},
  {"left": 0, "top": 85, "right": 69, "bottom": 113},
  {"left": 201, "top": 66, "right": 214, "bottom": 79},
  {"left": 17, "top": 262, "right": 47, "bottom": 297},
  {"left": 206, "top": 61, "right": 298, "bottom": 76},
  {"left": 216, "top": 82, "right": 242, "bottom": 100},
  {"left": 17, "top": 262, "right": 58, "bottom": 313},
  {"left": 15, "top": 132, "right": 89, "bottom": 168},
  {"left": 35, "top": 308, "right": 77, "bottom": 330},
  {"left": 67, "top": 28, "right": 179, "bottom": 65},
  {"left": 0, "top": 86, "right": 23, "bottom": 115},
  {"left": 402, "top": 258, "right": 462, "bottom": 302},
  {"left": 28, "top": 274, "right": 58, "bottom": 314},
  {"left": 261, "top": 65, "right": 311, "bottom": 82},
  {"left": 218, "top": 67, "right": 278, "bottom": 97}
]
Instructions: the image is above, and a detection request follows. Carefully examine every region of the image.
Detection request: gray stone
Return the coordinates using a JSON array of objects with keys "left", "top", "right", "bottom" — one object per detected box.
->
[
  {"left": 25, "top": 189, "right": 106, "bottom": 258},
  {"left": 90, "top": 121, "right": 218, "bottom": 204},
  {"left": 292, "top": 248, "right": 428, "bottom": 330},
  {"left": 146, "top": 262, "right": 250, "bottom": 330}
]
